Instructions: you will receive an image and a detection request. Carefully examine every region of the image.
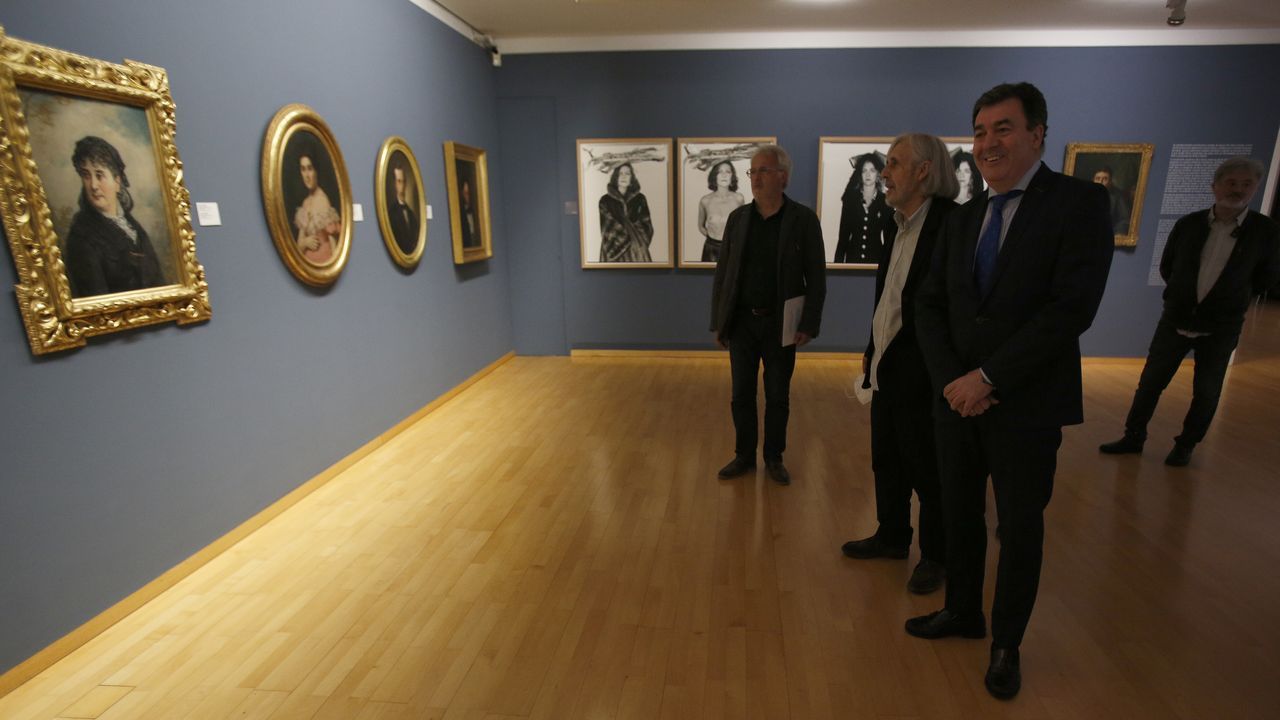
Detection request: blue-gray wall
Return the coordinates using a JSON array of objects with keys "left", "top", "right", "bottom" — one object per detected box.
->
[
  {"left": 495, "top": 45, "right": 1280, "bottom": 355},
  {"left": 0, "top": 2, "right": 512, "bottom": 674}
]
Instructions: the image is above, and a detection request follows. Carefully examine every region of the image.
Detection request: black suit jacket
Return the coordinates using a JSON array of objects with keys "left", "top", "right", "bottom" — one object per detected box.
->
[
  {"left": 388, "top": 201, "right": 420, "bottom": 255},
  {"left": 862, "top": 197, "right": 956, "bottom": 403},
  {"left": 915, "top": 163, "right": 1113, "bottom": 427},
  {"left": 1158, "top": 208, "right": 1280, "bottom": 335},
  {"left": 710, "top": 194, "right": 827, "bottom": 341}
]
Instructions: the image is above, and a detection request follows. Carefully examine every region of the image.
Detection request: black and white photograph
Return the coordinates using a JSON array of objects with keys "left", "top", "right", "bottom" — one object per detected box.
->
[
  {"left": 577, "top": 138, "right": 673, "bottom": 269},
  {"left": 676, "top": 138, "right": 774, "bottom": 268},
  {"left": 1063, "top": 142, "right": 1154, "bottom": 247},
  {"left": 818, "top": 136, "right": 975, "bottom": 269}
]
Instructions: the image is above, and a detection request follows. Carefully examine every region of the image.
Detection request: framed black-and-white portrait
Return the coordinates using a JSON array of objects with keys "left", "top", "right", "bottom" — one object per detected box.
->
[
  {"left": 675, "top": 137, "right": 775, "bottom": 268},
  {"left": 1064, "top": 142, "right": 1154, "bottom": 247},
  {"left": 375, "top": 136, "right": 426, "bottom": 269},
  {"left": 262, "top": 104, "right": 353, "bottom": 286},
  {"left": 577, "top": 138, "right": 673, "bottom": 269},
  {"left": 0, "top": 28, "right": 210, "bottom": 354},
  {"left": 818, "top": 136, "right": 975, "bottom": 269}
]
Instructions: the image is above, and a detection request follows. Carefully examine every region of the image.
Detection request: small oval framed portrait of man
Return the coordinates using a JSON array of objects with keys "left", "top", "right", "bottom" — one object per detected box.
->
[
  {"left": 261, "top": 104, "right": 353, "bottom": 286},
  {"left": 375, "top": 137, "right": 427, "bottom": 268}
]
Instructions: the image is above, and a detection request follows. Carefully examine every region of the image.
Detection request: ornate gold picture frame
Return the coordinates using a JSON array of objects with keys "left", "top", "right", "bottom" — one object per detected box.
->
[
  {"left": 1063, "top": 142, "right": 1154, "bottom": 248},
  {"left": 443, "top": 141, "right": 493, "bottom": 265},
  {"left": 261, "top": 104, "right": 352, "bottom": 286},
  {"left": 0, "top": 27, "right": 210, "bottom": 355},
  {"left": 374, "top": 136, "right": 426, "bottom": 269}
]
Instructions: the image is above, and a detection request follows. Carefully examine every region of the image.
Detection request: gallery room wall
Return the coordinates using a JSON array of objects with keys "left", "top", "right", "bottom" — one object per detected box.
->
[
  {"left": 0, "top": 2, "right": 512, "bottom": 675},
  {"left": 495, "top": 44, "right": 1280, "bottom": 356}
]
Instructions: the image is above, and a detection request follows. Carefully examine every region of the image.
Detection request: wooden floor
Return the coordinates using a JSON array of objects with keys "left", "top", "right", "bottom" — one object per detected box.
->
[{"left": 4, "top": 306, "right": 1280, "bottom": 720}]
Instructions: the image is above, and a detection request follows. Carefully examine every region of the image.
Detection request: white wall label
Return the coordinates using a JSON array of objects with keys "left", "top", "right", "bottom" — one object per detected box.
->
[
  {"left": 352, "top": 203, "right": 364, "bottom": 222},
  {"left": 195, "top": 202, "right": 221, "bottom": 226}
]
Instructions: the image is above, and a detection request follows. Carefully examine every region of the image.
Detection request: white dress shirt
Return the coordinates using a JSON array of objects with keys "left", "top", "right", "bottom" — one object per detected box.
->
[{"left": 869, "top": 198, "right": 931, "bottom": 391}]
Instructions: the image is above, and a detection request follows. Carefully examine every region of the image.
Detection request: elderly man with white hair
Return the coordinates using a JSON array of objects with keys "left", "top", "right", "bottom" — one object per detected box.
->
[{"left": 1101, "top": 155, "right": 1280, "bottom": 466}]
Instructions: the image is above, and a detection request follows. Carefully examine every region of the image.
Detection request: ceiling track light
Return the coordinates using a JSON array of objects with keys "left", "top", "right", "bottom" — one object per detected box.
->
[{"left": 1166, "top": 0, "right": 1187, "bottom": 27}]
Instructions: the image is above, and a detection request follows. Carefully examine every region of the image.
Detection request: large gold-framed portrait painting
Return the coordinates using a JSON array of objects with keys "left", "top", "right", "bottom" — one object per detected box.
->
[
  {"left": 1063, "top": 142, "right": 1154, "bottom": 248},
  {"left": 375, "top": 136, "right": 427, "bottom": 269},
  {"left": 444, "top": 141, "right": 493, "bottom": 265},
  {"left": 0, "top": 28, "right": 210, "bottom": 355},
  {"left": 261, "top": 104, "right": 353, "bottom": 286}
]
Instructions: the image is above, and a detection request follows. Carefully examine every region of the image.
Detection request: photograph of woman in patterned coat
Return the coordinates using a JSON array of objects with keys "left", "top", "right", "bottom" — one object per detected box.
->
[{"left": 598, "top": 162, "right": 654, "bottom": 263}]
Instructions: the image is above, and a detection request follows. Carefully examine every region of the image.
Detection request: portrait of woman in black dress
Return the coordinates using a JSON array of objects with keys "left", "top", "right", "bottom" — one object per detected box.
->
[
  {"left": 833, "top": 152, "right": 893, "bottom": 264},
  {"left": 64, "top": 135, "right": 167, "bottom": 297}
]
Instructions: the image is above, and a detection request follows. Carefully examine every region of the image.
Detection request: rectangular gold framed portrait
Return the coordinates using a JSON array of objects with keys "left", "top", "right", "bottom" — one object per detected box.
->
[
  {"left": 1063, "top": 142, "right": 1154, "bottom": 248},
  {"left": 817, "top": 136, "right": 977, "bottom": 270},
  {"left": 577, "top": 138, "right": 674, "bottom": 269},
  {"left": 676, "top": 137, "right": 775, "bottom": 269},
  {"left": 0, "top": 27, "right": 210, "bottom": 355},
  {"left": 443, "top": 141, "right": 493, "bottom": 265}
]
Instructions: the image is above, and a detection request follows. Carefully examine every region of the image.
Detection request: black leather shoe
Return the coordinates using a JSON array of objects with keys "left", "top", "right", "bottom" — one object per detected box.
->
[
  {"left": 1165, "top": 442, "right": 1194, "bottom": 467},
  {"left": 904, "top": 609, "right": 986, "bottom": 639},
  {"left": 985, "top": 646, "right": 1021, "bottom": 699},
  {"left": 765, "top": 461, "right": 790, "bottom": 485},
  {"left": 717, "top": 456, "right": 755, "bottom": 479},
  {"left": 907, "top": 558, "right": 945, "bottom": 594},
  {"left": 1099, "top": 434, "right": 1144, "bottom": 454},
  {"left": 841, "top": 535, "right": 908, "bottom": 560}
]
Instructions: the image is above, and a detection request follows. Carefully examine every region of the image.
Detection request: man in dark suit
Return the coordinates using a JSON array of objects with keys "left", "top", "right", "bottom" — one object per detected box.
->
[
  {"left": 388, "top": 162, "right": 420, "bottom": 255},
  {"left": 841, "top": 133, "right": 958, "bottom": 595},
  {"left": 909, "top": 83, "right": 1113, "bottom": 699},
  {"left": 710, "top": 144, "right": 826, "bottom": 486},
  {"left": 1100, "top": 157, "right": 1279, "bottom": 466}
]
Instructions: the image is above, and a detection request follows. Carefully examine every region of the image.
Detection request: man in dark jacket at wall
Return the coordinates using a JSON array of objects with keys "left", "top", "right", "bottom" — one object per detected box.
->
[
  {"left": 1101, "top": 156, "right": 1280, "bottom": 466},
  {"left": 710, "top": 144, "right": 826, "bottom": 486}
]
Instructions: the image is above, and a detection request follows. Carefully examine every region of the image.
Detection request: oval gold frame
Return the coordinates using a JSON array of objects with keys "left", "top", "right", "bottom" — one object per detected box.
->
[
  {"left": 261, "top": 104, "right": 353, "bottom": 286},
  {"left": 374, "top": 136, "right": 427, "bottom": 269}
]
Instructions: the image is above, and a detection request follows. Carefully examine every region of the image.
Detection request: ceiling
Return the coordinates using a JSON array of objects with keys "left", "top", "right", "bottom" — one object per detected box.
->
[{"left": 426, "top": 0, "right": 1280, "bottom": 53}]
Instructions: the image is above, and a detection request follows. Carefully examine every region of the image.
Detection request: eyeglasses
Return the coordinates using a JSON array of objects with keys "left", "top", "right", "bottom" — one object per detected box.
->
[{"left": 745, "top": 167, "right": 783, "bottom": 177}]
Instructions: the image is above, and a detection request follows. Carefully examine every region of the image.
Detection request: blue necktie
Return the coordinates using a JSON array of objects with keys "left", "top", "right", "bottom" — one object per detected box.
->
[{"left": 974, "top": 190, "right": 1023, "bottom": 296}]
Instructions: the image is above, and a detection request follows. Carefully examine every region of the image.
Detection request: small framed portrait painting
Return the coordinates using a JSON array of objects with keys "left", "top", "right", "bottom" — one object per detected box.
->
[
  {"left": 261, "top": 104, "right": 353, "bottom": 286},
  {"left": 0, "top": 28, "right": 210, "bottom": 354},
  {"left": 577, "top": 138, "right": 674, "bottom": 269},
  {"left": 443, "top": 141, "right": 493, "bottom": 265},
  {"left": 817, "top": 136, "right": 976, "bottom": 269},
  {"left": 1064, "top": 142, "right": 1155, "bottom": 247},
  {"left": 375, "top": 137, "right": 427, "bottom": 269},
  {"left": 676, "top": 137, "right": 775, "bottom": 268}
]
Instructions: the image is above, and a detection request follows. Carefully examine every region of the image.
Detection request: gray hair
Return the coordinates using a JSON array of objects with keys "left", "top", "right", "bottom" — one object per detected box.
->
[
  {"left": 753, "top": 144, "right": 792, "bottom": 176},
  {"left": 1213, "top": 156, "right": 1264, "bottom": 183},
  {"left": 889, "top": 133, "right": 960, "bottom": 200}
]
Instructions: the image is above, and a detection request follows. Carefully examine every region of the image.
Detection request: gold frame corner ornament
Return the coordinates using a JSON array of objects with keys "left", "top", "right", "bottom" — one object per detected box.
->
[
  {"left": 0, "top": 26, "right": 210, "bottom": 354},
  {"left": 374, "top": 136, "right": 427, "bottom": 269},
  {"left": 443, "top": 141, "right": 494, "bottom": 265},
  {"left": 261, "top": 103, "right": 353, "bottom": 286}
]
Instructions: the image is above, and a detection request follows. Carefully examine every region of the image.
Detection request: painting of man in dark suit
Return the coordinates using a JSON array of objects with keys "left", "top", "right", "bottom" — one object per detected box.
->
[{"left": 386, "top": 152, "right": 420, "bottom": 255}]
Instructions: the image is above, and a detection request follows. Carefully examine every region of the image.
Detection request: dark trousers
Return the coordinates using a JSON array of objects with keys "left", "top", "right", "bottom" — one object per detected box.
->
[
  {"left": 937, "top": 418, "right": 1062, "bottom": 649},
  {"left": 870, "top": 392, "right": 945, "bottom": 561},
  {"left": 1124, "top": 320, "right": 1239, "bottom": 445},
  {"left": 728, "top": 310, "right": 797, "bottom": 462}
]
